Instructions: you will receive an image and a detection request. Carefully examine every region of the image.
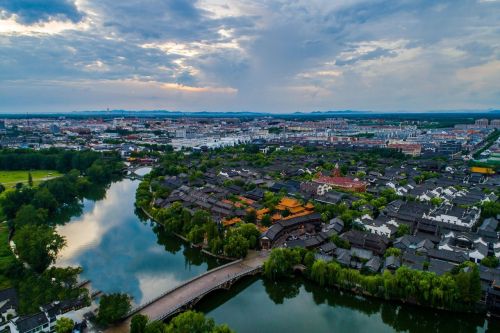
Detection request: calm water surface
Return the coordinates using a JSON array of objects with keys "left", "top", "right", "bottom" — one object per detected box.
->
[
  {"left": 198, "top": 277, "right": 499, "bottom": 333},
  {"left": 56, "top": 174, "right": 220, "bottom": 305},
  {"left": 56, "top": 174, "right": 499, "bottom": 332}
]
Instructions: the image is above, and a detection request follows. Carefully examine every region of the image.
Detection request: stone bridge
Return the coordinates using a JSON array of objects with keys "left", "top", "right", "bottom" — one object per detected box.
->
[{"left": 105, "top": 251, "right": 268, "bottom": 333}]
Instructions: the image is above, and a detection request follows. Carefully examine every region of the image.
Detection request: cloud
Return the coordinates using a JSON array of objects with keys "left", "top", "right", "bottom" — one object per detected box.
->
[
  {"left": 0, "top": 0, "right": 499, "bottom": 112},
  {"left": 0, "top": 0, "right": 83, "bottom": 24}
]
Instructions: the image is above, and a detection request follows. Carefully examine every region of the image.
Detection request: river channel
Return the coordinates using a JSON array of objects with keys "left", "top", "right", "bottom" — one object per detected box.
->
[{"left": 56, "top": 174, "right": 499, "bottom": 332}]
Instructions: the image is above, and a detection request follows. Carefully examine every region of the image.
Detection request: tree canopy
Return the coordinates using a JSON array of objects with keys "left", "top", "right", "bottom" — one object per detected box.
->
[
  {"left": 13, "top": 224, "right": 66, "bottom": 273},
  {"left": 132, "top": 311, "right": 234, "bottom": 333},
  {"left": 97, "top": 293, "right": 132, "bottom": 325},
  {"left": 55, "top": 317, "right": 74, "bottom": 333}
]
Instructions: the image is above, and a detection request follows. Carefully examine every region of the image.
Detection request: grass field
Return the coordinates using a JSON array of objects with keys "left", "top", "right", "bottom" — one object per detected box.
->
[{"left": 0, "top": 170, "right": 62, "bottom": 187}]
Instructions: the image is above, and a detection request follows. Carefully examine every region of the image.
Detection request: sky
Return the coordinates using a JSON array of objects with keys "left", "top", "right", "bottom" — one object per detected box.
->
[{"left": 0, "top": 0, "right": 499, "bottom": 114}]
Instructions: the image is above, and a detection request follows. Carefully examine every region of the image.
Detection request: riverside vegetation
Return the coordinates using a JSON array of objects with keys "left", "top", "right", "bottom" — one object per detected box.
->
[
  {"left": 264, "top": 247, "right": 482, "bottom": 312},
  {"left": 0, "top": 149, "right": 124, "bottom": 314},
  {"left": 130, "top": 311, "right": 234, "bottom": 333},
  {"left": 136, "top": 175, "right": 261, "bottom": 259}
]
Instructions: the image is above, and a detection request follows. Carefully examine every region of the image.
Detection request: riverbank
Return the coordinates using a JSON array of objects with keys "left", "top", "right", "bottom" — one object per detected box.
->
[{"left": 264, "top": 247, "right": 487, "bottom": 316}]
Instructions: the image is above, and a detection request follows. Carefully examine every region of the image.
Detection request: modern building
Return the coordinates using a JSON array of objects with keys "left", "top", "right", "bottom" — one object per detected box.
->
[
  {"left": 475, "top": 118, "right": 489, "bottom": 127},
  {"left": 438, "top": 141, "right": 462, "bottom": 156}
]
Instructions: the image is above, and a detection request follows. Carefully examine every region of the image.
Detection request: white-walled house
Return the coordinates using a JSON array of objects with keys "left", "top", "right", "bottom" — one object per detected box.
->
[
  {"left": 438, "top": 231, "right": 489, "bottom": 264},
  {"left": 358, "top": 216, "right": 400, "bottom": 238}
]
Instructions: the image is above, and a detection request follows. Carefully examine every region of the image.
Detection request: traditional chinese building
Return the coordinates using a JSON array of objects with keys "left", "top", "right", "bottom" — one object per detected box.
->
[{"left": 313, "top": 166, "right": 367, "bottom": 192}]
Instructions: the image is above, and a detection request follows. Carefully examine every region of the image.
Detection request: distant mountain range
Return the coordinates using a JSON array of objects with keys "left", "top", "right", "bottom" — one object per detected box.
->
[
  {"left": 70, "top": 109, "right": 500, "bottom": 116},
  {"left": 1, "top": 109, "right": 499, "bottom": 118}
]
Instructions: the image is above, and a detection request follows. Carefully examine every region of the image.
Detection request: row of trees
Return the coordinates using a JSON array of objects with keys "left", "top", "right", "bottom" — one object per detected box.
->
[
  {"left": 310, "top": 260, "right": 481, "bottom": 310},
  {"left": 0, "top": 148, "right": 114, "bottom": 173},
  {"left": 130, "top": 311, "right": 233, "bottom": 333},
  {"left": 264, "top": 248, "right": 482, "bottom": 312}
]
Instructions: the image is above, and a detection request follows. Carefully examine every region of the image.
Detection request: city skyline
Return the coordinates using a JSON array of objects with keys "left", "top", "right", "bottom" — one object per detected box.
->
[{"left": 1, "top": 0, "right": 500, "bottom": 113}]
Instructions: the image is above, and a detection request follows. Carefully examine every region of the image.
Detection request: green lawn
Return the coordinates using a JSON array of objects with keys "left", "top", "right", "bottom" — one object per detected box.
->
[{"left": 0, "top": 170, "right": 62, "bottom": 187}]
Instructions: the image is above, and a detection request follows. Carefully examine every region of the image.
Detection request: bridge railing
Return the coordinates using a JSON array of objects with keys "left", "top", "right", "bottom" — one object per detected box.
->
[
  {"left": 127, "top": 258, "right": 244, "bottom": 317},
  {"left": 76, "top": 279, "right": 90, "bottom": 288},
  {"left": 152, "top": 265, "right": 262, "bottom": 321}
]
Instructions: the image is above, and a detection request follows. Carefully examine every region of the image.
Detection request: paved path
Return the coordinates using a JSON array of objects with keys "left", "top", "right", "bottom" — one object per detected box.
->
[{"left": 105, "top": 251, "right": 268, "bottom": 333}]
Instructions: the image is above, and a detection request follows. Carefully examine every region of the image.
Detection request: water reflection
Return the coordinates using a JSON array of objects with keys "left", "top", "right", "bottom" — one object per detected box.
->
[
  {"left": 56, "top": 179, "right": 218, "bottom": 305},
  {"left": 134, "top": 167, "right": 152, "bottom": 177},
  {"left": 53, "top": 176, "right": 500, "bottom": 332},
  {"left": 262, "top": 278, "right": 301, "bottom": 304},
  {"left": 51, "top": 201, "right": 84, "bottom": 225},
  {"left": 81, "top": 183, "right": 108, "bottom": 202},
  {"left": 198, "top": 277, "right": 497, "bottom": 333}
]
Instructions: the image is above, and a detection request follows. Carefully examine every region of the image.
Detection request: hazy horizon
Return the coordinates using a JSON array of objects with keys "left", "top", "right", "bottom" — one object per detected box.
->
[{"left": 1, "top": 109, "right": 499, "bottom": 116}]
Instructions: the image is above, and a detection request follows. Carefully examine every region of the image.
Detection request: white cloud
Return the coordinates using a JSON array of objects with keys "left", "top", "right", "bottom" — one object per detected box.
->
[{"left": 0, "top": 12, "right": 91, "bottom": 35}]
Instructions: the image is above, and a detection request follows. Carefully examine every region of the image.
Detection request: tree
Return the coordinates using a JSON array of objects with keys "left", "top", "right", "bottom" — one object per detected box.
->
[
  {"left": 191, "top": 210, "right": 211, "bottom": 227},
  {"left": 384, "top": 247, "right": 402, "bottom": 258},
  {"left": 144, "top": 321, "right": 166, "bottom": 333},
  {"left": 224, "top": 234, "right": 249, "bottom": 258},
  {"left": 13, "top": 224, "right": 66, "bottom": 273},
  {"left": 243, "top": 209, "right": 257, "bottom": 224},
  {"left": 97, "top": 293, "right": 132, "bottom": 325},
  {"left": 261, "top": 214, "right": 272, "bottom": 227},
  {"left": 28, "top": 172, "right": 33, "bottom": 187},
  {"left": 130, "top": 314, "right": 149, "bottom": 333},
  {"left": 86, "top": 161, "right": 112, "bottom": 183},
  {"left": 55, "top": 317, "right": 74, "bottom": 333},
  {"left": 140, "top": 312, "right": 234, "bottom": 333},
  {"left": 380, "top": 188, "right": 399, "bottom": 202},
  {"left": 330, "top": 234, "right": 350, "bottom": 249},
  {"left": 263, "top": 248, "right": 302, "bottom": 279},
  {"left": 481, "top": 256, "right": 499, "bottom": 268},
  {"left": 469, "top": 264, "right": 482, "bottom": 302},
  {"left": 43, "top": 177, "right": 77, "bottom": 205},
  {"left": 234, "top": 223, "right": 260, "bottom": 249},
  {"left": 16, "top": 267, "right": 88, "bottom": 315},
  {"left": 32, "top": 187, "right": 58, "bottom": 214},
  {"left": 481, "top": 201, "right": 500, "bottom": 220},
  {"left": 187, "top": 225, "right": 205, "bottom": 244},
  {"left": 14, "top": 204, "right": 48, "bottom": 228},
  {"left": 165, "top": 311, "right": 234, "bottom": 333},
  {"left": 0, "top": 187, "right": 35, "bottom": 219},
  {"left": 430, "top": 197, "right": 444, "bottom": 206},
  {"left": 396, "top": 224, "right": 410, "bottom": 237}
]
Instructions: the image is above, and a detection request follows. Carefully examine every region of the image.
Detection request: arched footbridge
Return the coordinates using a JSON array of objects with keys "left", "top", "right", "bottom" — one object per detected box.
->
[{"left": 106, "top": 251, "right": 268, "bottom": 333}]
